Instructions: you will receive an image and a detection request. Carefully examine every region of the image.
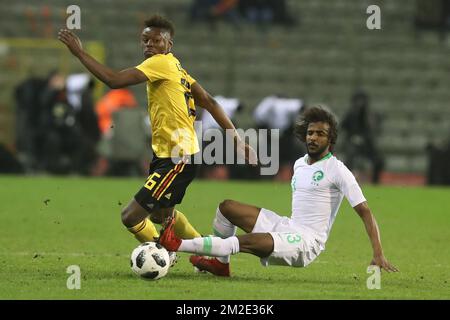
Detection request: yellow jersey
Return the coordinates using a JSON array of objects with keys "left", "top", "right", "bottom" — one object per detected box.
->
[{"left": 135, "top": 53, "right": 199, "bottom": 157}]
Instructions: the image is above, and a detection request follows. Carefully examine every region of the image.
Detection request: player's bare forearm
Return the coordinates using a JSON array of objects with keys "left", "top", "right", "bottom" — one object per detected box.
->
[
  {"left": 358, "top": 205, "right": 384, "bottom": 257},
  {"left": 354, "top": 202, "right": 398, "bottom": 272},
  {"left": 58, "top": 29, "right": 114, "bottom": 86},
  {"left": 78, "top": 54, "right": 146, "bottom": 88},
  {"left": 75, "top": 51, "right": 121, "bottom": 88},
  {"left": 58, "top": 29, "right": 146, "bottom": 88}
]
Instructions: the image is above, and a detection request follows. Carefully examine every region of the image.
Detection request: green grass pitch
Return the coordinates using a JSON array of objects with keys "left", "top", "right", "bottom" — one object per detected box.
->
[{"left": 0, "top": 175, "right": 449, "bottom": 299}]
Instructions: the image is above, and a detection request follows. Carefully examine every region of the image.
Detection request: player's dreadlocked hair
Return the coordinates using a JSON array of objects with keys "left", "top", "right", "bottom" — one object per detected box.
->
[
  {"left": 294, "top": 105, "right": 338, "bottom": 150},
  {"left": 144, "top": 14, "right": 175, "bottom": 39}
]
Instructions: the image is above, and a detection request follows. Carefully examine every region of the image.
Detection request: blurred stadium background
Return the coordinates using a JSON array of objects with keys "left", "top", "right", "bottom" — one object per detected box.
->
[
  {"left": 1, "top": 0, "right": 450, "bottom": 301},
  {"left": 1, "top": 0, "right": 450, "bottom": 185}
]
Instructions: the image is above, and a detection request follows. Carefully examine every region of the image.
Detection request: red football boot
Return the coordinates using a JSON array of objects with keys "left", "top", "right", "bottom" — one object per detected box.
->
[
  {"left": 158, "top": 217, "right": 182, "bottom": 252},
  {"left": 190, "top": 255, "right": 231, "bottom": 277}
]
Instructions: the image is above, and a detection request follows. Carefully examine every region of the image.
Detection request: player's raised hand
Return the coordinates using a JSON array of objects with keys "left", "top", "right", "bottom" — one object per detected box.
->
[
  {"left": 58, "top": 29, "right": 83, "bottom": 57},
  {"left": 371, "top": 255, "right": 399, "bottom": 273}
]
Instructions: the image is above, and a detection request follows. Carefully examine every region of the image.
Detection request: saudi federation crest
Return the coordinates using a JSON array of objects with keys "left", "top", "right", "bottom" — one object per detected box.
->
[{"left": 312, "top": 170, "right": 324, "bottom": 182}]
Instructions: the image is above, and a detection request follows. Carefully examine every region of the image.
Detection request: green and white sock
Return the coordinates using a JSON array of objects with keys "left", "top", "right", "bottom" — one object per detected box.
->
[{"left": 179, "top": 236, "right": 239, "bottom": 258}]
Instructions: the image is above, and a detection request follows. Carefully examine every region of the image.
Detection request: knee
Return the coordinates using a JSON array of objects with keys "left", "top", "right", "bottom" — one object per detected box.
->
[
  {"left": 121, "top": 207, "right": 132, "bottom": 227},
  {"left": 121, "top": 206, "right": 143, "bottom": 228},
  {"left": 219, "top": 199, "right": 235, "bottom": 217}
]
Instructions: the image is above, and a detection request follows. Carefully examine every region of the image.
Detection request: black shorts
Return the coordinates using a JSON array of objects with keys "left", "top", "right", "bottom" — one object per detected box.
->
[{"left": 134, "top": 154, "right": 199, "bottom": 213}]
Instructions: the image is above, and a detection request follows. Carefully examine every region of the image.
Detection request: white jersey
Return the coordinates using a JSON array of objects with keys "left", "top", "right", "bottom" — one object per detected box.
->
[{"left": 290, "top": 153, "right": 366, "bottom": 248}]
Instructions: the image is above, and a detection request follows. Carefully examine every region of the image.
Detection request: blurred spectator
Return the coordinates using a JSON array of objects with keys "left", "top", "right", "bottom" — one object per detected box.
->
[
  {"left": 239, "top": 0, "right": 295, "bottom": 27},
  {"left": 190, "top": 0, "right": 240, "bottom": 28},
  {"left": 96, "top": 89, "right": 138, "bottom": 136},
  {"left": 189, "top": 0, "right": 295, "bottom": 28},
  {"left": 253, "top": 95, "right": 305, "bottom": 180},
  {"left": 107, "top": 108, "right": 148, "bottom": 177},
  {"left": 14, "top": 75, "right": 47, "bottom": 171},
  {"left": 340, "top": 89, "right": 384, "bottom": 184},
  {"left": 15, "top": 71, "right": 100, "bottom": 175},
  {"left": 66, "top": 73, "right": 101, "bottom": 175},
  {"left": 94, "top": 89, "right": 142, "bottom": 176},
  {"left": 200, "top": 95, "right": 243, "bottom": 179},
  {"left": 38, "top": 71, "right": 81, "bottom": 174}
]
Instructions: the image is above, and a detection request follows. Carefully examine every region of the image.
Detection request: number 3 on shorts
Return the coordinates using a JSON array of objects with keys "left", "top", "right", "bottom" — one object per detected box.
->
[{"left": 286, "top": 233, "right": 302, "bottom": 244}]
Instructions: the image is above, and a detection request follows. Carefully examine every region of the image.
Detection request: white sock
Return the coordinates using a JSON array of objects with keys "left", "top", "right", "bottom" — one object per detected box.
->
[
  {"left": 179, "top": 236, "right": 240, "bottom": 258},
  {"left": 212, "top": 207, "right": 236, "bottom": 263}
]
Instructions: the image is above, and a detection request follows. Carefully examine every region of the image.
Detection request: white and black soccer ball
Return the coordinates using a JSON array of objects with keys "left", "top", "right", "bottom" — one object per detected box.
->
[{"left": 130, "top": 242, "right": 170, "bottom": 280}]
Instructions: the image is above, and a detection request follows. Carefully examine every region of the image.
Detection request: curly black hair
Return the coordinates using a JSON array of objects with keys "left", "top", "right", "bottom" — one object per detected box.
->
[
  {"left": 144, "top": 14, "right": 175, "bottom": 38},
  {"left": 294, "top": 105, "right": 338, "bottom": 149}
]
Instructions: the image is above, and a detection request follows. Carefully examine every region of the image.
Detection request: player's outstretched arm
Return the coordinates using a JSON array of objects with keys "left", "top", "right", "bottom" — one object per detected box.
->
[
  {"left": 354, "top": 202, "right": 399, "bottom": 272},
  {"left": 58, "top": 29, "right": 147, "bottom": 88},
  {"left": 191, "top": 82, "right": 258, "bottom": 165}
]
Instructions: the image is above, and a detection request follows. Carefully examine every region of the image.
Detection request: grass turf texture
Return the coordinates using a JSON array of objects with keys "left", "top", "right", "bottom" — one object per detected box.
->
[{"left": 0, "top": 175, "right": 449, "bottom": 299}]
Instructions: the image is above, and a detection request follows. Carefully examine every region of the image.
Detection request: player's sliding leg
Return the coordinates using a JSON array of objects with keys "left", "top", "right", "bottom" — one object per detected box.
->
[
  {"left": 190, "top": 200, "right": 259, "bottom": 265},
  {"left": 182, "top": 236, "right": 240, "bottom": 256},
  {"left": 159, "top": 219, "right": 273, "bottom": 276},
  {"left": 121, "top": 199, "right": 159, "bottom": 242},
  {"left": 158, "top": 219, "right": 233, "bottom": 276},
  {"left": 189, "top": 200, "right": 262, "bottom": 275},
  {"left": 161, "top": 232, "right": 273, "bottom": 258},
  {"left": 162, "top": 233, "right": 274, "bottom": 277}
]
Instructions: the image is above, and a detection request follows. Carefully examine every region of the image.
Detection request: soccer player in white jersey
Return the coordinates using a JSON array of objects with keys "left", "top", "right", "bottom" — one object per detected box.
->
[{"left": 159, "top": 106, "right": 398, "bottom": 277}]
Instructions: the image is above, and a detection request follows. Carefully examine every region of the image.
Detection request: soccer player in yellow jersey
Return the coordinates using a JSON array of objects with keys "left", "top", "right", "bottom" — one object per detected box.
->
[{"left": 58, "top": 15, "right": 257, "bottom": 253}]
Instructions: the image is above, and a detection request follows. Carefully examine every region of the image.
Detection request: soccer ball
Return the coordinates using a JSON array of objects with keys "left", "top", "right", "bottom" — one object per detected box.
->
[{"left": 130, "top": 242, "right": 171, "bottom": 280}]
